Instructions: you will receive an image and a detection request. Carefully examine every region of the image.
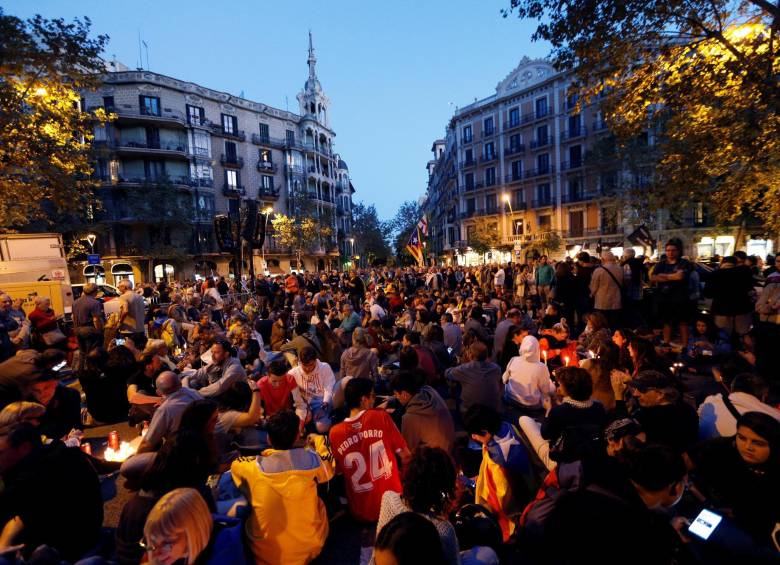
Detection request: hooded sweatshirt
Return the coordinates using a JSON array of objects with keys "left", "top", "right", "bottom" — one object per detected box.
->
[
  {"left": 231, "top": 448, "right": 332, "bottom": 565},
  {"left": 401, "top": 385, "right": 455, "bottom": 453},
  {"left": 502, "top": 336, "right": 555, "bottom": 408},
  {"left": 339, "top": 346, "right": 378, "bottom": 379}
]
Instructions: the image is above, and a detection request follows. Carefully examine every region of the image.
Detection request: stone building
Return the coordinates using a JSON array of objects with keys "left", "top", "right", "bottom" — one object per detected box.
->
[
  {"left": 77, "top": 33, "right": 354, "bottom": 284},
  {"left": 423, "top": 57, "right": 773, "bottom": 266}
]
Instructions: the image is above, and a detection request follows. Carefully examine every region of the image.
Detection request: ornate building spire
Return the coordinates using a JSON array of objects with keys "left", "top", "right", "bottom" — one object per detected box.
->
[{"left": 308, "top": 30, "right": 317, "bottom": 81}]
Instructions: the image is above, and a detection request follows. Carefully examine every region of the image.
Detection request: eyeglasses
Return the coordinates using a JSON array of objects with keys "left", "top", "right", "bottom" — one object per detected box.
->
[{"left": 139, "top": 538, "right": 174, "bottom": 553}]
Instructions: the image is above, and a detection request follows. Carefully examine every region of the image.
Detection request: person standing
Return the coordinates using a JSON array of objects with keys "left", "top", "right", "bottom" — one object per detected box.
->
[
  {"left": 650, "top": 238, "right": 693, "bottom": 347},
  {"left": 534, "top": 256, "right": 555, "bottom": 307},
  {"left": 118, "top": 279, "right": 146, "bottom": 338},
  {"left": 590, "top": 251, "right": 623, "bottom": 330},
  {"left": 72, "top": 283, "right": 105, "bottom": 374},
  {"left": 704, "top": 256, "right": 755, "bottom": 338}
]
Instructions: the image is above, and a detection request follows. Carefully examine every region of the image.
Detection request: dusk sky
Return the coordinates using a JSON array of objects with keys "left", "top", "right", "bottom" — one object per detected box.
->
[{"left": 5, "top": 0, "right": 550, "bottom": 220}]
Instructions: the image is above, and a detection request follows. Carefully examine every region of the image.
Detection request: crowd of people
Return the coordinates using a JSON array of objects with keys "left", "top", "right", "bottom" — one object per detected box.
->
[{"left": 0, "top": 238, "right": 779, "bottom": 564}]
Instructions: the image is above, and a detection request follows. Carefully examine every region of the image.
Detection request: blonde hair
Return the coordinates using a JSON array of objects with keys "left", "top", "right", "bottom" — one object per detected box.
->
[
  {"left": 0, "top": 401, "right": 46, "bottom": 431},
  {"left": 144, "top": 339, "right": 167, "bottom": 354},
  {"left": 143, "top": 488, "right": 212, "bottom": 565}
]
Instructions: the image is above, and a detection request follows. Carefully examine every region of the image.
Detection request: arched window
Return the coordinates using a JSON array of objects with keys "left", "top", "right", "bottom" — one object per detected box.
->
[
  {"left": 111, "top": 263, "right": 134, "bottom": 286},
  {"left": 83, "top": 265, "right": 106, "bottom": 284}
]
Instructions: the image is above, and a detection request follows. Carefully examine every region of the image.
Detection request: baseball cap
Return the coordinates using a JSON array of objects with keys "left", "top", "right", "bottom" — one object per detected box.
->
[
  {"left": 604, "top": 418, "right": 643, "bottom": 442},
  {"left": 627, "top": 370, "right": 677, "bottom": 392}
]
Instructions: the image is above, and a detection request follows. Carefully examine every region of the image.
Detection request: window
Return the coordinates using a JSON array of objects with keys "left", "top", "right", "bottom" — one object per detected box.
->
[
  {"left": 103, "top": 96, "right": 115, "bottom": 111},
  {"left": 224, "top": 141, "right": 237, "bottom": 161},
  {"left": 537, "top": 153, "right": 550, "bottom": 174},
  {"left": 144, "top": 160, "right": 165, "bottom": 180},
  {"left": 484, "top": 142, "right": 495, "bottom": 160},
  {"left": 463, "top": 125, "right": 472, "bottom": 143},
  {"left": 537, "top": 183, "right": 551, "bottom": 203},
  {"left": 484, "top": 117, "right": 494, "bottom": 136},
  {"left": 109, "top": 160, "right": 120, "bottom": 183},
  {"left": 485, "top": 167, "right": 496, "bottom": 186},
  {"left": 286, "top": 129, "right": 296, "bottom": 146},
  {"left": 538, "top": 214, "right": 552, "bottom": 231},
  {"left": 509, "top": 107, "right": 520, "bottom": 127},
  {"left": 536, "top": 125, "right": 548, "bottom": 145},
  {"left": 486, "top": 193, "right": 497, "bottom": 211},
  {"left": 139, "top": 95, "right": 160, "bottom": 116},
  {"left": 259, "top": 149, "right": 272, "bottom": 163},
  {"left": 467, "top": 198, "right": 476, "bottom": 214},
  {"left": 93, "top": 125, "right": 107, "bottom": 141},
  {"left": 465, "top": 148, "right": 474, "bottom": 164},
  {"left": 512, "top": 217, "right": 524, "bottom": 235},
  {"left": 258, "top": 123, "right": 270, "bottom": 143},
  {"left": 465, "top": 172, "right": 475, "bottom": 190},
  {"left": 535, "top": 96, "right": 548, "bottom": 118},
  {"left": 569, "top": 211, "right": 584, "bottom": 236},
  {"left": 225, "top": 169, "right": 239, "bottom": 188},
  {"left": 601, "top": 206, "right": 618, "bottom": 234},
  {"left": 261, "top": 175, "right": 274, "bottom": 189},
  {"left": 566, "top": 92, "right": 579, "bottom": 110},
  {"left": 568, "top": 179, "right": 581, "bottom": 200},
  {"left": 509, "top": 133, "right": 522, "bottom": 152},
  {"left": 187, "top": 104, "right": 205, "bottom": 125},
  {"left": 568, "top": 114, "right": 580, "bottom": 136},
  {"left": 511, "top": 160, "right": 522, "bottom": 181},
  {"left": 228, "top": 199, "right": 239, "bottom": 215},
  {"left": 569, "top": 145, "right": 582, "bottom": 168},
  {"left": 145, "top": 126, "right": 160, "bottom": 149},
  {"left": 221, "top": 114, "right": 237, "bottom": 135},
  {"left": 193, "top": 131, "right": 209, "bottom": 156}
]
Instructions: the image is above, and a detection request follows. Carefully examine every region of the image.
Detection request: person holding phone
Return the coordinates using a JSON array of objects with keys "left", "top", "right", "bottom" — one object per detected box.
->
[{"left": 689, "top": 411, "right": 780, "bottom": 548}]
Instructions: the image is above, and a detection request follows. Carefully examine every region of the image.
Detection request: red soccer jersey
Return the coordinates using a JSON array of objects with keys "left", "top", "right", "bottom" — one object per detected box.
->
[{"left": 329, "top": 409, "right": 407, "bottom": 522}]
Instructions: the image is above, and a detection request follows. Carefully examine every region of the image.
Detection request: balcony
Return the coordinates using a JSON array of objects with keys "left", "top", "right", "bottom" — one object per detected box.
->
[
  {"left": 592, "top": 119, "right": 609, "bottom": 132},
  {"left": 460, "top": 158, "right": 477, "bottom": 168},
  {"left": 480, "top": 153, "right": 497, "bottom": 164},
  {"left": 531, "top": 197, "right": 555, "bottom": 208},
  {"left": 257, "top": 186, "right": 280, "bottom": 199},
  {"left": 503, "top": 120, "right": 522, "bottom": 132},
  {"left": 460, "top": 209, "right": 478, "bottom": 219},
  {"left": 188, "top": 146, "right": 211, "bottom": 159},
  {"left": 114, "top": 140, "right": 188, "bottom": 159},
  {"left": 222, "top": 184, "right": 245, "bottom": 197},
  {"left": 561, "top": 190, "right": 598, "bottom": 204},
  {"left": 524, "top": 165, "right": 554, "bottom": 179},
  {"left": 210, "top": 124, "right": 245, "bottom": 141},
  {"left": 504, "top": 144, "right": 525, "bottom": 156},
  {"left": 112, "top": 107, "right": 187, "bottom": 128},
  {"left": 481, "top": 129, "right": 496, "bottom": 139},
  {"left": 256, "top": 161, "right": 277, "bottom": 173},
  {"left": 560, "top": 159, "right": 584, "bottom": 171},
  {"left": 187, "top": 177, "right": 214, "bottom": 189},
  {"left": 461, "top": 136, "right": 473, "bottom": 146},
  {"left": 522, "top": 108, "right": 549, "bottom": 124},
  {"left": 250, "top": 133, "right": 286, "bottom": 147},
  {"left": 504, "top": 173, "right": 523, "bottom": 183},
  {"left": 561, "top": 126, "right": 587, "bottom": 141},
  {"left": 529, "top": 136, "right": 553, "bottom": 150},
  {"left": 220, "top": 154, "right": 244, "bottom": 168},
  {"left": 285, "top": 164, "right": 304, "bottom": 176}
]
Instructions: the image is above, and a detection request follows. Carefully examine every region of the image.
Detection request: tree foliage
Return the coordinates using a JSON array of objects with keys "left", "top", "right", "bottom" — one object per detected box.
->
[
  {"left": 351, "top": 202, "right": 391, "bottom": 264},
  {"left": 271, "top": 213, "right": 321, "bottom": 269},
  {"left": 467, "top": 220, "right": 500, "bottom": 255},
  {"left": 504, "top": 0, "right": 780, "bottom": 232},
  {"left": 387, "top": 200, "right": 422, "bottom": 259},
  {"left": 0, "top": 9, "right": 109, "bottom": 230}
]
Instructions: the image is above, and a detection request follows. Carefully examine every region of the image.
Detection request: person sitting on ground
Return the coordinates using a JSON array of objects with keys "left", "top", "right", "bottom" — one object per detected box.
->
[
  {"left": 288, "top": 346, "right": 335, "bottom": 433},
  {"left": 257, "top": 358, "right": 305, "bottom": 419},
  {"left": 0, "top": 401, "right": 45, "bottom": 431},
  {"left": 214, "top": 380, "right": 264, "bottom": 463},
  {"left": 391, "top": 369, "right": 455, "bottom": 454},
  {"left": 698, "top": 372, "right": 780, "bottom": 439},
  {"left": 540, "top": 366, "right": 608, "bottom": 447},
  {"left": 79, "top": 347, "right": 130, "bottom": 425},
  {"left": 463, "top": 404, "right": 533, "bottom": 542},
  {"left": 182, "top": 338, "right": 247, "bottom": 399},
  {"left": 374, "top": 512, "right": 448, "bottom": 565},
  {"left": 689, "top": 411, "right": 780, "bottom": 549},
  {"left": 340, "top": 327, "right": 379, "bottom": 379},
  {"left": 497, "top": 320, "right": 532, "bottom": 372},
  {"left": 502, "top": 335, "right": 556, "bottom": 418},
  {"left": 577, "top": 311, "right": 613, "bottom": 353},
  {"left": 231, "top": 410, "right": 332, "bottom": 564},
  {"left": 137, "top": 371, "right": 202, "bottom": 454},
  {"left": 0, "top": 422, "right": 103, "bottom": 562},
  {"left": 127, "top": 352, "right": 164, "bottom": 425},
  {"left": 141, "top": 488, "right": 214, "bottom": 565},
  {"left": 281, "top": 319, "right": 322, "bottom": 361},
  {"left": 19, "top": 359, "right": 81, "bottom": 441},
  {"left": 376, "top": 445, "right": 460, "bottom": 565},
  {"left": 445, "top": 341, "right": 502, "bottom": 415}
]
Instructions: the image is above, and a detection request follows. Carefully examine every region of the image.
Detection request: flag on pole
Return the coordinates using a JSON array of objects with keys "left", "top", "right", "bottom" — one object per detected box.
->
[
  {"left": 417, "top": 216, "right": 428, "bottom": 236},
  {"left": 405, "top": 227, "right": 424, "bottom": 266},
  {"left": 627, "top": 224, "right": 655, "bottom": 250}
]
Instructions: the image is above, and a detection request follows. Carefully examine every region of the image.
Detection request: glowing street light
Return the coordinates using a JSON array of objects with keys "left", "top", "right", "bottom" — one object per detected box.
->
[{"left": 261, "top": 207, "right": 273, "bottom": 274}]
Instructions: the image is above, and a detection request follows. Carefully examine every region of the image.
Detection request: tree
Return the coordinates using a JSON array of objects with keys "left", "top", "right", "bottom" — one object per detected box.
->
[
  {"left": 523, "top": 231, "right": 563, "bottom": 258},
  {"left": 351, "top": 202, "right": 392, "bottom": 264},
  {"left": 0, "top": 9, "right": 110, "bottom": 230},
  {"left": 504, "top": 1, "right": 780, "bottom": 233},
  {"left": 271, "top": 214, "right": 320, "bottom": 269},
  {"left": 387, "top": 200, "right": 422, "bottom": 261},
  {"left": 467, "top": 220, "right": 500, "bottom": 256}
]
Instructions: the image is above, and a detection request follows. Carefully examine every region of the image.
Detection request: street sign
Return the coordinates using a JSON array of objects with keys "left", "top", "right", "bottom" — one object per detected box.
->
[{"left": 87, "top": 254, "right": 100, "bottom": 265}]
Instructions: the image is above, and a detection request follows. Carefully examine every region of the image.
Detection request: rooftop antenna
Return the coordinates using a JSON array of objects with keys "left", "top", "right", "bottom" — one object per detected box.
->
[
  {"left": 137, "top": 30, "right": 143, "bottom": 70},
  {"left": 142, "top": 40, "right": 149, "bottom": 71}
]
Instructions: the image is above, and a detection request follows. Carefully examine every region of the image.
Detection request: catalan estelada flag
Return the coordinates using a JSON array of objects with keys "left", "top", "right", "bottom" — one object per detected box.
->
[{"left": 405, "top": 227, "right": 424, "bottom": 266}]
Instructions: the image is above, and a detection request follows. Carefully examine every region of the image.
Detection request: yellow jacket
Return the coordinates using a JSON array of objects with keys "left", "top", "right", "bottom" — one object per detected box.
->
[{"left": 231, "top": 448, "right": 332, "bottom": 564}]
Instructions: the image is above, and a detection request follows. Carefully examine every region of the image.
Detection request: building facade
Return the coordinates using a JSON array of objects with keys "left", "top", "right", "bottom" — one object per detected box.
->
[
  {"left": 77, "top": 34, "right": 354, "bottom": 285},
  {"left": 423, "top": 57, "right": 774, "bottom": 266}
]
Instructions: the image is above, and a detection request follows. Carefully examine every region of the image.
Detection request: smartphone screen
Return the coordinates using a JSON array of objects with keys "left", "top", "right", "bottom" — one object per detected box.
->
[
  {"left": 115, "top": 338, "right": 125, "bottom": 346},
  {"left": 688, "top": 509, "right": 723, "bottom": 540},
  {"left": 52, "top": 360, "right": 68, "bottom": 372}
]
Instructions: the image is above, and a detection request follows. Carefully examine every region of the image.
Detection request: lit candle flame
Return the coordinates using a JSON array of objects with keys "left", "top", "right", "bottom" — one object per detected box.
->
[{"left": 103, "top": 441, "right": 137, "bottom": 462}]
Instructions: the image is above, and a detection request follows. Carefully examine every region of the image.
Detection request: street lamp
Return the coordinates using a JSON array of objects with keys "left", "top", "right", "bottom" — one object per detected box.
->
[
  {"left": 261, "top": 207, "right": 273, "bottom": 274},
  {"left": 85, "top": 233, "right": 97, "bottom": 254}
]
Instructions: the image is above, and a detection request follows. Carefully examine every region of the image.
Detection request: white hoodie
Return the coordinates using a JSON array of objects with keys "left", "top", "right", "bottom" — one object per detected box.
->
[{"left": 502, "top": 335, "right": 556, "bottom": 408}]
